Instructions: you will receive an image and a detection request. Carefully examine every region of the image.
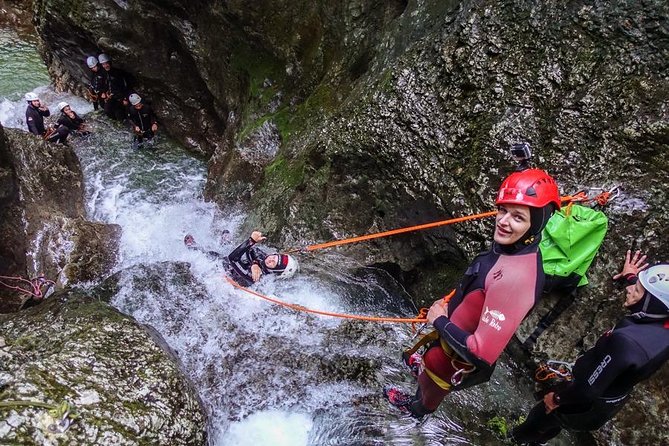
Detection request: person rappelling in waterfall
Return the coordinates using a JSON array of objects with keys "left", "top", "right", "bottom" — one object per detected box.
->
[
  {"left": 384, "top": 159, "right": 561, "bottom": 419},
  {"left": 184, "top": 231, "right": 299, "bottom": 286},
  {"left": 509, "top": 252, "right": 669, "bottom": 445}
]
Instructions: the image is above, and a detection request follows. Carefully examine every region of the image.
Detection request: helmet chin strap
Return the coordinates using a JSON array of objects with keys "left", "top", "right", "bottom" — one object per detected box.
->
[{"left": 629, "top": 292, "right": 669, "bottom": 320}]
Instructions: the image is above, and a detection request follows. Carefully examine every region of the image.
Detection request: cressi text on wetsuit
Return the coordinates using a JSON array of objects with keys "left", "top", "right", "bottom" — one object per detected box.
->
[{"left": 512, "top": 316, "right": 669, "bottom": 443}]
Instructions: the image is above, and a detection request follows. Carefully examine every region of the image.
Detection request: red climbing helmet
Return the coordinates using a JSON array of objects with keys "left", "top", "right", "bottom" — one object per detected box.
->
[{"left": 496, "top": 168, "right": 561, "bottom": 210}]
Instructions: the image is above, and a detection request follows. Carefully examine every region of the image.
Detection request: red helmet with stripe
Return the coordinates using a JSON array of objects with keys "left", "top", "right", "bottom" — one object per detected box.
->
[{"left": 496, "top": 169, "right": 560, "bottom": 210}]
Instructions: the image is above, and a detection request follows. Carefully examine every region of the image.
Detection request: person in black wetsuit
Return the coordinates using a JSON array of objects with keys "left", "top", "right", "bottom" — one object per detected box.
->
[
  {"left": 98, "top": 53, "right": 129, "bottom": 121},
  {"left": 227, "top": 231, "right": 299, "bottom": 286},
  {"left": 127, "top": 93, "right": 158, "bottom": 144},
  {"left": 510, "top": 250, "right": 669, "bottom": 445},
  {"left": 183, "top": 231, "right": 299, "bottom": 286},
  {"left": 56, "top": 102, "right": 90, "bottom": 137},
  {"left": 24, "top": 92, "right": 69, "bottom": 144},
  {"left": 86, "top": 56, "right": 107, "bottom": 111}
]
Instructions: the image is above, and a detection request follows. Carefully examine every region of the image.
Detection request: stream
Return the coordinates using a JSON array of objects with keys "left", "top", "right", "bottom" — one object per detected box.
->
[{"left": 0, "top": 26, "right": 586, "bottom": 446}]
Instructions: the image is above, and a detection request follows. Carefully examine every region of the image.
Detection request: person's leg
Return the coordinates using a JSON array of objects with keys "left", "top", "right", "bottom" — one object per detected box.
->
[
  {"left": 510, "top": 401, "right": 562, "bottom": 444},
  {"left": 104, "top": 98, "right": 115, "bottom": 119},
  {"left": 114, "top": 99, "right": 127, "bottom": 121},
  {"left": 385, "top": 345, "right": 454, "bottom": 418},
  {"left": 55, "top": 125, "right": 69, "bottom": 144}
]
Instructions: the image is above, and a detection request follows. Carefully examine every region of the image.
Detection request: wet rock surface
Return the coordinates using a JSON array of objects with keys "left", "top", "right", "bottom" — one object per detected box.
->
[
  {"left": 16, "top": 0, "right": 669, "bottom": 443},
  {"left": 0, "top": 287, "right": 207, "bottom": 445},
  {"left": 0, "top": 126, "right": 120, "bottom": 312}
]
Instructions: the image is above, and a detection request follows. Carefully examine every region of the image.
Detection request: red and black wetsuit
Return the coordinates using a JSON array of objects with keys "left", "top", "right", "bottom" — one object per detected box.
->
[
  {"left": 511, "top": 316, "right": 669, "bottom": 443},
  {"left": 410, "top": 240, "right": 545, "bottom": 416}
]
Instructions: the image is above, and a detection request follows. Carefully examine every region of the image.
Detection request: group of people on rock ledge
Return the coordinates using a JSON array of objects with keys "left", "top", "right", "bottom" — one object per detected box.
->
[
  {"left": 193, "top": 165, "right": 668, "bottom": 445},
  {"left": 24, "top": 53, "right": 158, "bottom": 147}
]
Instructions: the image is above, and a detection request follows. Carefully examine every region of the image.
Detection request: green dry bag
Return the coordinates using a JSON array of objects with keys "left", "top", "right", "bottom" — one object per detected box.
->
[{"left": 539, "top": 204, "right": 608, "bottom": 294}]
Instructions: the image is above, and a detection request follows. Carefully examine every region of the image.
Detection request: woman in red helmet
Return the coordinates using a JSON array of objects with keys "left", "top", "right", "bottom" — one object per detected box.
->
[{"left": 385, "top": 168, "right": 561, "bottom": 418}]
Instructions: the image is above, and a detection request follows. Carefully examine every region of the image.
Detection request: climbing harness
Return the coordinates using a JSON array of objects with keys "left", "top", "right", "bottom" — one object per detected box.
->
[
  {"left": 534, "top": 360, "right": 574, "bottom": 382},
  {"left": 0, "top": 275, "right": 55, "bottom": 300},
  {"left": 42, "top": 127, "right": 58, "bottom": 141},
  {"left": 532, "top": 359, "right": 574, "bottom": 399}
]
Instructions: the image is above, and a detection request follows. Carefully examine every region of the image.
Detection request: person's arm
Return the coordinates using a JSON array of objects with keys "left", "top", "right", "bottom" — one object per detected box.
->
[
  {"left": 613, "top": 249, "right": 649, "bottom": 285},
  {"left": 150, "top": 108, "right": 158, "bottom": 132},
  {"left": 228, "top": 238, "right": 255, "bottom": 264}
]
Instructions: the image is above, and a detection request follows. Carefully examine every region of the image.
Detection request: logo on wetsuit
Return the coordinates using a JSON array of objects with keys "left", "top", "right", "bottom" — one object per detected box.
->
[
  {"left": 588, "top": 354, "right": 612, "bottom": 385},
  {"left": 482, "top": 306, "right": 505, "bottom": 331}
]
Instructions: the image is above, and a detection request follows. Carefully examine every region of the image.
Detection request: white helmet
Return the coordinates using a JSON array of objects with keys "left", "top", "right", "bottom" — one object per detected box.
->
[
  {"left": 639, "top": 264, "right": 669, "bottom": 309},
  {"left": 98, "top": 53, "right": 111, "bottom": 64},
  {"left": 57, "top": 101, "right": 69, "bottom": 111},
  {"left": 278, "top": 254, "right": 299, "bottom": 279},
  {"left": 86, "top": 56, "right": 98, "bottom": 68},
  {"left": 25, "top": 92, "right": 39, "bottom": 102},
  {"left": 129, "top": 93, "right": 142, "bottom": 105}
]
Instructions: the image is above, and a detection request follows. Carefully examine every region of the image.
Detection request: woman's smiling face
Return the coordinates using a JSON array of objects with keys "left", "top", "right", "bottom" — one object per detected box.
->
[{"left": 494, "top": 204, "right": 531, "bottom": 245}]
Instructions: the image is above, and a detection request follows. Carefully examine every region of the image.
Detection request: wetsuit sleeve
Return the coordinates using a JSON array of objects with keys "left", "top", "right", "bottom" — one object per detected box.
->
[
  {"left": 555, "top": 333, "right": 647, "bottom": 407},
  {"left": 227, "top": 238, "right": 256, "bottom": 283},
  {"left": 57, "top": 114, "right": 67, "bottom": 127},
  {"left": 228, "top": 238, "right": 255, "bottom": 264},
  {"left": 40, "top": 109, "right": 50, "bottom": 118},
  {"left": 434, "top": 258, "right": 539, "bottom": 372}
]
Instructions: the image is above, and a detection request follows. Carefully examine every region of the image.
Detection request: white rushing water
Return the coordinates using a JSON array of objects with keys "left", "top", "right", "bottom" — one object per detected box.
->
[
  {"left": 2, "top": 26, "right": 585, "bottom": 446},
  {"left": 0, "top": 39, "right": 419, "bottom": 445}
]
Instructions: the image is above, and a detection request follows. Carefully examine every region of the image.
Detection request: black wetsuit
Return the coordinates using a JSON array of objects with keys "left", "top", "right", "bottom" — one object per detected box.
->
[
  {"left": 57, "top": 112, "right": 88, "bottom": 136},
  {"left": 88, "top": 66, "right": 108, "bottom": 110},
  {"left": 26, "top": 104, "right": 68, "bottom": 144},
  {"left": 128, "top": 103, "right": 158, "bottom": 142},
  {"left": 102, "top": 67, "right": 129, "bottom": 121},
  {"left": 512, "top": 316, "right": 669, "bottom": 443},
  {"left": 227, "top": 238, "right": 271, "bottom": 287}
]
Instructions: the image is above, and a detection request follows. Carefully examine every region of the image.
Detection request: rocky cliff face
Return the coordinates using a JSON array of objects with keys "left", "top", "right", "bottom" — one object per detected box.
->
[
  {"left": 0, "top": 287, "right": 206, "bottom": 445},
  {"left": 0, "top": 126, "right": 120, "bottom": 312},
  {"left": 21, "top": 0, "right": 669, "bottom": 444}
]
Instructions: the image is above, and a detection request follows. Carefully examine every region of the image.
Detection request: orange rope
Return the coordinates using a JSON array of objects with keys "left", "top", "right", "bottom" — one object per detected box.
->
[
  {"left": 300, "top": 194, "right": 582, "bottom": 253},
  {"left": 304, "top": 211, "right": 497, "bottom": 252},
  {"left": 225, "top": 276, "right": 456, "bottom": 324}
]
